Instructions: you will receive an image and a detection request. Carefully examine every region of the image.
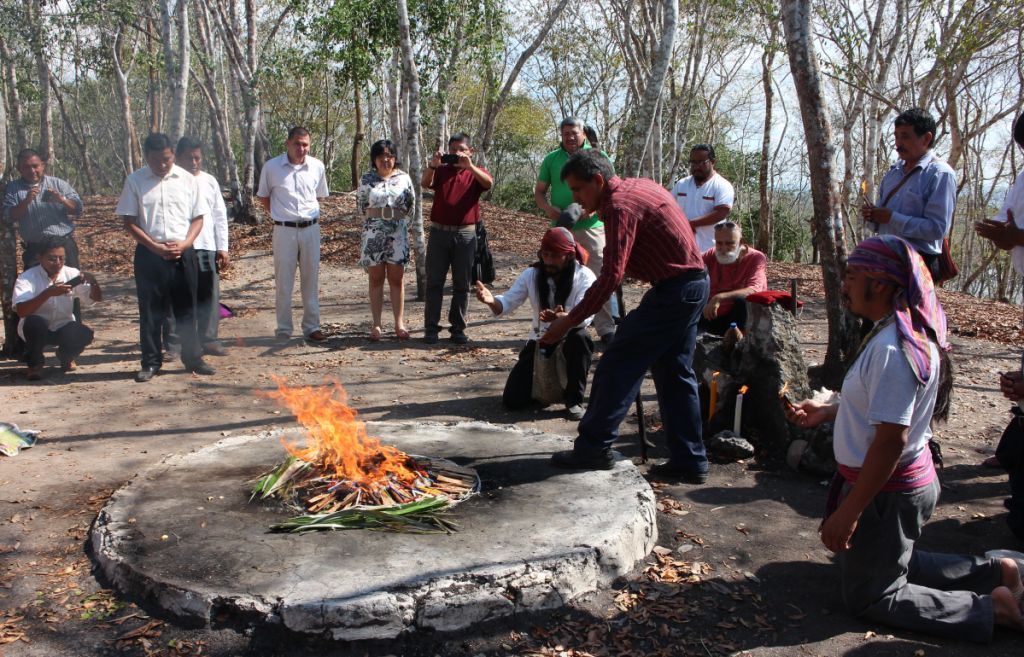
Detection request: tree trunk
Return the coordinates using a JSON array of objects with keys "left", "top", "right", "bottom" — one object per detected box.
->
[
  {"left": 396, "top": 0, "right": 426, "bottom": 300},
  {"left": 33, "top": 0, "right": 54, "bottom": 164},
  {"left": 781, "top": 0, "right": 858, "bottom": 387},
  {"left": 755, "top": 20, "right": 777, "bottom": 256},
  {"left": 0, "top": 70, "right": 14, "bottom": 356},
  {"left": 0, "top": 35, "right": 27, "bottom": 151},
  {"left": 161, "top": 0, "right": 190, "bottom": 143},
  {"left": 50, "top": 75, "right": 97, "bottom": 194},
  {"left": 616, "top": 0, "right": 677, "bottom": 178},
  {"left": 350, "top": 84, "right": 364, "bottom": 191},
  {"left": 146, "top": 13, "right": 162, "bottom": 133},
  {"left": 111, "top": 26, "right": 142, "bottom": 173},
  {"left": 386, "top": 48, "right": 404, "bottom": 156},
  {"left": 193, "top": 1, "right": 239, "bottom": 196}
]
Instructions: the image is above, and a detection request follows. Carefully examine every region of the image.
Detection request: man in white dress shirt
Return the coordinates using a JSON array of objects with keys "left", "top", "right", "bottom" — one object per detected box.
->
[
  {"left": 474, "top": 228, "right": 596, "bottom": 420},
  {"left": 257, "top": 126, "right": 329, "bottom": 343},
  {"left": 13, "top": 237, "right": 101, "bottom": 380},
  {"left": 176, "top": 137, "right": 230, "bottom": 356},
  {"left": 671, "top": 144, "right": 735, "bottom": 253},
  {"left": 116, "top": 132, "right": 213, "bottom": 382}
]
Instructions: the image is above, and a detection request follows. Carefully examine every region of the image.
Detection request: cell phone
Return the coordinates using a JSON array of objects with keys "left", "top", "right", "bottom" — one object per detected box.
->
[
  {"left": 42, "top": 189, "right": 56, "bottom": 202},
  {"left": 65, "top": 275, "right": 84, "bottom": 288},
  {"left": 441, "top": 154, "right": 460, "bottom": 165}
]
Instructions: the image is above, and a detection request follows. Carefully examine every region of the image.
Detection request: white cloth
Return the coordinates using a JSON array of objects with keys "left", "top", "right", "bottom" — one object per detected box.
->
[
  {"left": 832, "top": 322, "right": 939, "bottom": 468},
  {"left": 494, "top": 262, "right": 596, "bottom": 341},
  {"left": 13, "top": 265, "right": 94, "bottom": 339},
  {"left": 273, "top": 223, "right": 321, "bottom": 337},
  {"left": 192, "top": 171, "right": 229, "bottom": 252},
  {"left": 257, "top": 154, "right": 328, "bottom": 223},
  {"left": 994, "top": 171, "right": 1024, "bottom": 277},
  {"left": 115, "top": 165, "right": 209, "bottom": 242},
  {"left": 671, "top": 173, "right": 735, "bottom": 252}
]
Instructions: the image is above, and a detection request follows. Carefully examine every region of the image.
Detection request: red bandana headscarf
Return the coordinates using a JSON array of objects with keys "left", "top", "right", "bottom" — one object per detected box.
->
[{"left": 540, "top": 227, "right": 589, "bottom": 265}]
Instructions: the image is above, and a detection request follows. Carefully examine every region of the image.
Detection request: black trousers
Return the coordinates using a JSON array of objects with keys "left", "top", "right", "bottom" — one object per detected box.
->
[
  {"left": 698, "top": 299, "right": 748, "bottom": 336},
  {"left": 503, "top": 328, "right": 594, "bottom": 408},
  {"left": 22, "top": 315, "right": 93, "bottom": 368},
  {"left": 134, "top": 245, "right": 200, "bottom": 368}
]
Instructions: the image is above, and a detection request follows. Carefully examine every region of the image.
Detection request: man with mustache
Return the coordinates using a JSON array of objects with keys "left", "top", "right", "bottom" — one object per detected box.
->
[
  {"left": 786, "top": 235, "right": 1024, "bottom": 640},
  {"left": 474, "top": 228, "right": 596, "bottom": 420},
  {"left": 700, "top": 220, "right": 767, "bottom": 335},
  {"left": 862, "top": 108, "right": 956, "bottom": 281}
]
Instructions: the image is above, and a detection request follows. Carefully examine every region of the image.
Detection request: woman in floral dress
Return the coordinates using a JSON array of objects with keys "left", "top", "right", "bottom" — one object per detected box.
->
[{"left": 357, "top": 139, "right": 416, "bottom": 340}]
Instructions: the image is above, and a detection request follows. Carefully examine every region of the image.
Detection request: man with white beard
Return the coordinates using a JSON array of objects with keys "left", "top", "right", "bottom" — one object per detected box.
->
[{"left": 699, "top": 220, "right": 767, "bottom": 335}]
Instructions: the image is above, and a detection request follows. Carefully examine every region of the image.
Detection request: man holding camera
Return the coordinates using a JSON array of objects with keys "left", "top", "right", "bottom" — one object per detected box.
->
[
  {"left": 3, "top": 148, "right": 84, "bottom": 271},
  {"left": 421, "top": 132, "right": 493, "bottom": 344},
  {"left": 13, "top": 237, "right": 101, "bottom": 380}
]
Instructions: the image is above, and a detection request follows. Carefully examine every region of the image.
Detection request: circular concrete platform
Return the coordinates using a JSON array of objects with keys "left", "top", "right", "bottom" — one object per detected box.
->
[{"left": 89, "top": 422, "right": 657, "bottom": 640}]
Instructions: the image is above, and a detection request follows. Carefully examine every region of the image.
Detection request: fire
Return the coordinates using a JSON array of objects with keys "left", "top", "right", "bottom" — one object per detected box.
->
[{"left": 265, "top": 378, "right": 419, "bottom": 491}]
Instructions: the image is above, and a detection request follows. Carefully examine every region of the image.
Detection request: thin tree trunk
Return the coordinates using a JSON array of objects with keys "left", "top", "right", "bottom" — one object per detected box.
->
[
  {"left": 50, "top": 75, "right": 97, "bottom": 194},
  {"left": 387, "top": 48, "right": 404, "bottom": 155},
  {"left": 162, "top": 0, "right": 190, "bottom": 143},
  {"left": 111, "top": 26, "right": 142, "bottom": 173},
  {"left": 396, "top": 0, "right": 426, "bottom": 299},
  {"left": 193, "top": 1, "right": 239, "bottom": 193},
  {"left": 0, "top": 35, "right": 27, "bottom": 151},
  {"left": 781, "top": 0, "right": 858, "bottom": 387},
  {"left": 0, "top": 63, "right": 14, "bottom": 356},
  {"left": 33, "top": 0, "right": 54, "bottom": 163},
  {"left": 351, "top": 84, "right": 364, "bottom": 191},
  {"left": 616, "top": 0, "right": 677, "bottom": 178},
  {"left": 146, "top": 13, "right": 162, "bottom": 133},
  {"left": 756, "top": 20, "right": 777, "bottom": 256}
]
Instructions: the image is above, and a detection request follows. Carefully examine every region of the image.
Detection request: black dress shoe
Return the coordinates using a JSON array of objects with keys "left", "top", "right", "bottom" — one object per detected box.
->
[
  {"left": 551, "top": 449, "right": 615, "bottom": 470},
  {"left": 647, "top": 461, "right": 708, "bottom": 484},
  {"left": 135, "top": 366, "right": 160, "bottom": 383},
  {"left": 202, "top": 343, "right": 227, "bottom": 356},
  {"left": 186, "top": 361, "right": 216, "bottom": 376}
]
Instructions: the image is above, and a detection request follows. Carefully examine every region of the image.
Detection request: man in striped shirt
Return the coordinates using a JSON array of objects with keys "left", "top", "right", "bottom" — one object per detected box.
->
[{"left": 541, "top": 150, "right": 711, "bottom": 483}]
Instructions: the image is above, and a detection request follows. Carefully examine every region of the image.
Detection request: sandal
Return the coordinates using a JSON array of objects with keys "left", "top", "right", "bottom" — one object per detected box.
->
[
  {"left": 395, "top": 326, "right": 411, "bottom": 341},
  {"left": 369, "top": 326, "right": 383, "bottom": 342}
]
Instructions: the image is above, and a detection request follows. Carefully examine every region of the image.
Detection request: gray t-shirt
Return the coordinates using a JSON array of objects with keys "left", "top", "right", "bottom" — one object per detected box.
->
[
  {"left": 2, "top": 176, "right": 82, "bottom": 242},
  {"left": 833, "top": 322, "right": 939, "bottom": 468}
]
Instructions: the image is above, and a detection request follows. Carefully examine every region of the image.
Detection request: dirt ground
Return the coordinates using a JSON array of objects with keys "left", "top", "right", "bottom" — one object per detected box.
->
[{"left": 1, "top": 198, "right": 1023, "bottom": 657}]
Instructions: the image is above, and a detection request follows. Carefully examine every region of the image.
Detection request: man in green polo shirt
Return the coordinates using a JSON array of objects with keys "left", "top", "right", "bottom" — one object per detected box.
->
[{"left": 534, "top": 117, "right": 616, "bottom": 343}]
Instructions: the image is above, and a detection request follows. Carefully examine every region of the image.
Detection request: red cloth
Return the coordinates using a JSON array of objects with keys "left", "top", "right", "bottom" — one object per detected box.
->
[
  {"left": 745, "top": 290, "right": 804, "bottom": 311},
  {"left": 428, "top": 166, "right": 489, "bottom": 225},
  {"left": 703, "top": 246, "right": 768, "bottom": 317},
  {"left": 541, "top": 227, "right": 589, "bottom": 265},
  {"left": 567, "top": 177, "right": 704, "bottom": 325}
]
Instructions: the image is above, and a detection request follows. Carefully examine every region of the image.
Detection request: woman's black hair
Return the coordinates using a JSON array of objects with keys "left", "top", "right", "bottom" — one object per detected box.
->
[{"left": 369, "top": 139, "right": 400, "bottom": 170}]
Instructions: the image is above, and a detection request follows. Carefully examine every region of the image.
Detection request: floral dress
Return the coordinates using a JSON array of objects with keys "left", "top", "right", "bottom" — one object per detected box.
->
[{"left": 356, "top": 170, "right": 415, "bottom": 267}]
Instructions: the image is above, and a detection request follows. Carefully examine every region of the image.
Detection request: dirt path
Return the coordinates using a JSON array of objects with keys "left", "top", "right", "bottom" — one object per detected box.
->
[{"left": 0, "top": 229, "right": 1021, "bottom": 656}]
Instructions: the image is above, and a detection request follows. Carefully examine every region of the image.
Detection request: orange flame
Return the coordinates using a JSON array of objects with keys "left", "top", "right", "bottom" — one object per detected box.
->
[
  {"left": 738, "top": 385, "right": 749, "bottom": 395},
  {"left": 265, "top": 378, "right": 419, "bottom": 489}
]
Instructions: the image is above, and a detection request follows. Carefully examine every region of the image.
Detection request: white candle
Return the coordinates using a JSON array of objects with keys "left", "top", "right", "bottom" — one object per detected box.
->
[{"left": 734, "top": 385, "right": 748, "bottom": 434}]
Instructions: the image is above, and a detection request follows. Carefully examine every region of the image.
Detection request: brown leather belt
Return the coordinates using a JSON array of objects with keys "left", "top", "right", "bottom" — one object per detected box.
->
[{"left": 273, "top": 218, "right": 317, "bottom": 228}]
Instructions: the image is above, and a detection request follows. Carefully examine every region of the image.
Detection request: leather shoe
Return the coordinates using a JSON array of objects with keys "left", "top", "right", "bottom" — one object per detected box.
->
[
  {"left": 565, "top": 404, "right": 585, "bottom": 421},
  {"left": 422, "top": 333, "right": 439, "bottom": 345},
  {"left": 647, "top": 461, "right": 708, "bottom": 484},
  {"left": 26, "top": 366, "right": 44, "bottom": 381},
  {"left": 551, "top": 449, "right": 615, "bottom": 471},
  {"left": 202, "top": 343, "right": 227, "bottom": 356},
  {"left": 305, "top": 330, "right": 327, "bottom": 343},
  {"left": 135, "top": 366, "right": 160, "bottom": 383},
  {"left": 449, "top": 333, "right": 469, "bottom": 345},
  {"left": 187, "top": 361, "right": 216, "bottom": 376}
]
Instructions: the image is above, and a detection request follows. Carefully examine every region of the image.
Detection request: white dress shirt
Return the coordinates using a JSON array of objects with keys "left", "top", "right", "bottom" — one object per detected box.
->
[
  {"left": 257, "top": 154, "right": 329, "bottom": 223},
  {"left": 192, "top": 171, "right": 229, "bottom": 252},
  {"left": 13, "top": 265, "right": 95, "bottom": 339},
  {"left": 494, "top": 262, "right": 596, "bottom": 341},
  {"left": 993, "top": 172, "right": 1024, "bottom": 277},
  {"left": 115, "top": 165, "right": 209, "bottom": 242},
  {"left": 671, "top": 173, "right": 735, "bottom": 252}
]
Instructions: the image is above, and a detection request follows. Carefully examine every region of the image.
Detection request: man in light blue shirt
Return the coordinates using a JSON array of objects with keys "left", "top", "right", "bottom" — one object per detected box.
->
[{"left": 862, "top": 107, "right": 956, "bottom": 280}]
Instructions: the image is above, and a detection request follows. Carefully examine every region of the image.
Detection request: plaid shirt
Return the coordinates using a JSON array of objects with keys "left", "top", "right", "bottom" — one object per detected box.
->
[{"left": 567, "top": 177, "right": 704, "bottom": 325}]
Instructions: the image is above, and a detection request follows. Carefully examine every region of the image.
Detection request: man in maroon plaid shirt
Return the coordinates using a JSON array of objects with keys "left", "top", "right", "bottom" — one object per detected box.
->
[{"left": 541, "top": 150, "right": 711, "bottom": 483}]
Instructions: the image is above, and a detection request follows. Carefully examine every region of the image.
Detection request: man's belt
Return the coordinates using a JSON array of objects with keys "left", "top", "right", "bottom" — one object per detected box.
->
[
  {"left": 273, "top": 218, "right": 318, "bottom": 228},
  {"left": 364, "top": 207, "right": 406, "bottom": 219},
  {"left": 653, "top": 268, "right": 708, "bottom": 286},
  {"left": 430, "top": 222, "right": 475, "bottom": 232}
]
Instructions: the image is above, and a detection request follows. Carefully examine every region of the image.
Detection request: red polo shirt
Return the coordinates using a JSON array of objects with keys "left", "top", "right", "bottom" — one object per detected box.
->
[
  {"left": 567, "top": 176, "right": 705, "bottom": 325},
  {"left": 703, "top": 246, "right": 768, "bottom": 317},
  {"left": 429, "top": 166, "right": 489, "bottom": 226}
]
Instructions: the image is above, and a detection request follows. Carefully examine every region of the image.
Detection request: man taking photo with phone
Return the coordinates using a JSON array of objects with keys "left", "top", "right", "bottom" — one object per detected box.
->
[{"left": 13, "top": 237, "right": 101, "bottom": 380}]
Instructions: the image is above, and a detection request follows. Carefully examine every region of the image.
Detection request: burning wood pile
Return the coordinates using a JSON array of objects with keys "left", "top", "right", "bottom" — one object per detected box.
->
[{"left": 251, "top": 379, "right": 479, "bottom": 533}]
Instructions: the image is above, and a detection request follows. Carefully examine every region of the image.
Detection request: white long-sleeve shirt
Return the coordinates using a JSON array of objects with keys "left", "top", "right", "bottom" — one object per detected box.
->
[
  {"left": 493, "top": 262, "right": 596, "bottom": 341},
  {"left": 192, "top": 171, "right": 229, "bottom": 252}
]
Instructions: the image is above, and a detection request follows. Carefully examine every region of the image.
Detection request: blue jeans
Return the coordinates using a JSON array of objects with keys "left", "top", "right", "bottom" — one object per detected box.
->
[{"left": 575, "top": 273, "right": 709, "bottom": 470}]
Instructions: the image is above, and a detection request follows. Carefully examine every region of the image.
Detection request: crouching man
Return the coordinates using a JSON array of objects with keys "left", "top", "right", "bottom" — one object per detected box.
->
[
  {"left": 786, "top": 234, "right": 1024, "bottom": 641},
  {"left": 474, "top": 227, "right": 596, "bottom": 420},
  {"left": 13, "top": 237, "right": 101, "bottom": 380}
]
